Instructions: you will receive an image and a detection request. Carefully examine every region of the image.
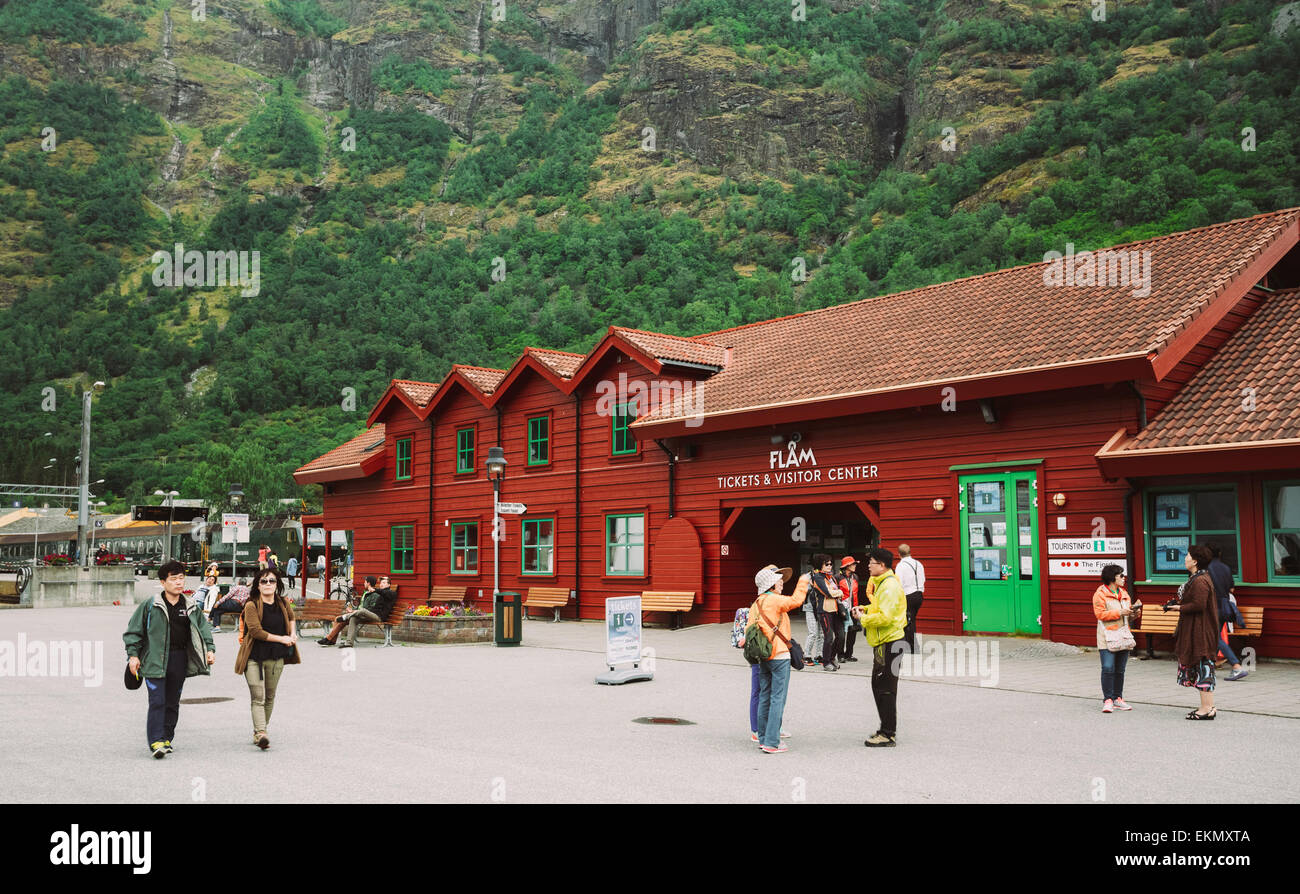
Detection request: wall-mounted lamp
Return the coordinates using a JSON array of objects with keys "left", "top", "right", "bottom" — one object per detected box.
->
[
  {"left": 932, "top": 498, "right": 946, "bottom": 512},
  {"left": 1052, "top": 492, "right": 1067, "bottom": 508}
]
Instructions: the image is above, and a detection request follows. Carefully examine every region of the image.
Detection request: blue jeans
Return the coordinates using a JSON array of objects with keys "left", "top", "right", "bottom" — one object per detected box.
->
[
  {"left": 1218, "top": 636, "right": 1239, "bottom": 666},
  {"left": 1099, "top": 648, "right": 1129, "bottom": 701},
  {"left": 756, "top": 657, "right": 791, "bottom": 748},
  {"left": 146, "top": 649, "right": 188, "bottom": 745},
  {"left": 749, "top": 663, "right": 760, "bottom": 733},
  {"left": 209, "top": 598, "right": 243, "bottom": 627}
]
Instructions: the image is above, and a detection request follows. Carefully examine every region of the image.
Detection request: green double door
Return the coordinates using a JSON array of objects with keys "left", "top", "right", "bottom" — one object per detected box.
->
[{"left": 960, "top": 472, "right": 1041, "bottom": 635}]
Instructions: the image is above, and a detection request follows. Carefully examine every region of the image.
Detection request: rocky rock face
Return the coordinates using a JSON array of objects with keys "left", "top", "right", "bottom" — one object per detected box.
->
[
  {"left": 625, "top": 42, "right": 897, "bottom": 178},
  {"left": 535, "top": 0, "right": 678, "bottom": 83}
]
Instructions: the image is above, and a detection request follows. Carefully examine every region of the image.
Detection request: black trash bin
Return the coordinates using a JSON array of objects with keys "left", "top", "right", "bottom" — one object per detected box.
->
[{"left": 495, "top": 591, "right": 522, "bottom": 646}]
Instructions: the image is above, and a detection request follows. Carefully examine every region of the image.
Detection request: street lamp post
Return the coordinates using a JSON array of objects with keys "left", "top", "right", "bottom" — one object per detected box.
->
[
  {"left": 75, "top": 381, "right": 105, "bottom": 567},
  {"left": 485, "top": 447, "right": 507, "bottom": 598},
  {"left": 89, "top": 501, "right": 107, "bottom": 559},
  {"left": 155, "top": 489, "right": 179, "bottom": 564},
  {"left": 228, "top": 484, "right": 244, "bottom": 583}
]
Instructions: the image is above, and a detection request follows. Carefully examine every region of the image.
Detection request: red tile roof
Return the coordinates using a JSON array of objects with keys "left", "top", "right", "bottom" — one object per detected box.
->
[
  {"left": 635, "top": 207, "right": 1300, "bottom": 429},
  {"left": 527, "top": 348, "right": 584, "bottom": 379},
  {"left": 1108, "top": 288, "right": 1300, "bottom": 452},
  {"left": 295, "top": 424, "right": 386, "bottom": 481},
  {"left": 394, "top": 380, "right": 438, "bottom": 406},
  {"left": 455, "top": 365, "right": 507, "bottom": 395},
  {"left": 612, "top": 327, "right": 728, "bottom": 369}
]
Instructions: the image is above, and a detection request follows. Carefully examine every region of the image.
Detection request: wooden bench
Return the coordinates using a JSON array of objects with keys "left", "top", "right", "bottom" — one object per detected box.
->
[
  {"left": 300, "top": 597, "right": 405, "bottom": 647},
  {"left": 1134, "top": 603, "right": 1264, "bottom": 659},
  {"left": 641, "top": 591, "right": 696, "bottom": 630},
  {"left": 428, "top": 586, "right": 468, "bottom": 606},
  {"left": 524, "top": 587, "right": 570, "bottom": 622}
]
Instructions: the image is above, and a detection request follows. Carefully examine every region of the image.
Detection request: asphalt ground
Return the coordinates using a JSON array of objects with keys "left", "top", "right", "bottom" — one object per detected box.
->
[{"left": 2, "top": 585, "right": 1298, "bottom": 804}]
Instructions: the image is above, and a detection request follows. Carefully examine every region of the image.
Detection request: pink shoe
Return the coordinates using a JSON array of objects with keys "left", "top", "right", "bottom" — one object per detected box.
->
[
  {"left": 750, "top": 732, "right": 759, "bottom": 743},
  {"left": 761, "top": 744, "right": 789, "bottom": 754},
  {"left": 1101, "top": 699, "right": 1114, "bottom": 713},
  {"left": 1114, "top": 698, "right": 1133, "bottom": 711}
]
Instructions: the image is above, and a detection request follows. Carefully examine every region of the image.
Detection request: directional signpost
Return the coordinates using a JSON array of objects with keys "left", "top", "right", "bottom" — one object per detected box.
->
[{"left": 497, "top": 502, "right": 527, "bottom": 515}]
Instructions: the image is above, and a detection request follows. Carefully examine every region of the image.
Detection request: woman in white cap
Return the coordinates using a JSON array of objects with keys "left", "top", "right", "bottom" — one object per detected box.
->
[{"left": 749, "top": 564, "right": 803, "bottom": 753}]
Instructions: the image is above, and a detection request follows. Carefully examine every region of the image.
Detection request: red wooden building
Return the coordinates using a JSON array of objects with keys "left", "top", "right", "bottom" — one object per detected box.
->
[{"left": 295, "top": 209, "right": 1300, "bottom": 657}]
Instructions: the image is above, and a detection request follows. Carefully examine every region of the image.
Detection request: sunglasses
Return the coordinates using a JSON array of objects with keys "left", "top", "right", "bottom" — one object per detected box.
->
[{"left": 259, "top": 578, "right": 277, "bottom": 585}]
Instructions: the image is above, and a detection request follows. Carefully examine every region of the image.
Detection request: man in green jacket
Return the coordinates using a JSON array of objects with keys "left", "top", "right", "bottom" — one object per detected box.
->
[
  {"left": 124, "top": 561, "right": 216, "bottom": 758},
  {"left": 853, "top": 547, "right": 907, "bottom": 747}
]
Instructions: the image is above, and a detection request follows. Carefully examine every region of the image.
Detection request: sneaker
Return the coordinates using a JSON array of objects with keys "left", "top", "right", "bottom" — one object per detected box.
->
[
  {"left": 750, "top": 732, "right": 759, "bottom": 743},
  {"left": 318, "top": 638, "right": 335, "bottom": 646},
  {"left": 150, "top": 741, "right": 167, "bottom": 759},
  {"left": 760, "top": 744, "right": 789, "bottom": 754},
  {"left": 780, "top": 729, "right": 790, "bottom": 739},
  {"left": 339, "top": 642, "right": 353, "bottom": 649},
  {"left": 843, "top": 656, "right": 859, "bottom": 662},
  {"left": 1226, "top": 669, "right": 1249, "bottom": 681},
  {"left": 1102, "top": 699, "right": 1114, "bottom": 713},
  {"left": 863, "top": 733, "right": 896, "bottom": 747},
  {"left": 256, "top": 733, "right": 269, "bottom": 750},
  {"left": 822, "top": 663, "right": 838, "bottom": 672},
  {"left": 1113, "top": 698, "right": 1133, "bottom": 711},
  {"left": 163, "top": 740, "right": 174, "bottom": 753}
]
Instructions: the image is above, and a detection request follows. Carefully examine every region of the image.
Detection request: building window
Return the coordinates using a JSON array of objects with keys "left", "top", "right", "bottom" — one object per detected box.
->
[
  {"left": 456, "top": 428, "right": 475, "bottom": 474},
  {"left": 451, "top": 522, "right": 478, "bottom": 574},
  {"left": 606, "top": 513, "right": 645, "bottom": 575},
  {"left": 527, "top": 416, "right": 550, "bottom": 466},
  {"left": 1265, "top": 482, "right": 1300, "bottom": 581},
  {"left": 1145, "top": 488, "right": 1239, "bottom": 576},
  {"left": 395, "top": 438, "right": 412, "bottom": 481},
  {"left": 390, "top": 525, "right": 415, "bottom": 574},
  {"left": 522, "top": 518, "right": 554, "bottom": 575},
  {"left": 611, "top": 402, "right": 637, "bottom": 456}
]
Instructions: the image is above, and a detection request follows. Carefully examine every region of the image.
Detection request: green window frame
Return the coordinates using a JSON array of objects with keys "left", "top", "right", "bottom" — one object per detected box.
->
[
  {"left": 611, "top": 402, "right": 637, "bottom": 456},
  {"left": 456, "top": 428, "right": 475, "bottom": 474},
  {"left": 1264, "top": 480, "right": 1300, "bottom": 583},
  {"left": 451, "top": 522, "right": 478, "bottom": 574},
  {"left": 522, "top": 518, "right": 555, "bottom": 575},
  {"left": 390, "top": 525, "right": 415, "bottom": 574},
  {"left": 605, "top": 513, "right": 645, "bottom": 576},
  {"left": 395, "top": 438, "right": 412, "bottom": 481},
  {"left": 1142, "top": 486, "right": 1240, "bottom": 579},
  {"left": 527, "top": 416, "right": 550, "bottom": 466}
]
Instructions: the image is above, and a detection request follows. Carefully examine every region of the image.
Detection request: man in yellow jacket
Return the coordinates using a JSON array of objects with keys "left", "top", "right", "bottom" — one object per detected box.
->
[{"left": 853, "top": 547, "right": 907, "bottom": 747}]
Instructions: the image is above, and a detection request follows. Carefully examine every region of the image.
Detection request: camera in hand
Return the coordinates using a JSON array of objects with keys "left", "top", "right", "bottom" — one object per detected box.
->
[{"left": 1161, "top": 597, "right": 1180, "bottom": 612}]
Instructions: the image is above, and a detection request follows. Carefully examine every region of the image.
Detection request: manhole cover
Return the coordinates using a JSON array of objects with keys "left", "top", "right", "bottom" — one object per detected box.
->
[
  {"left": 632, "top": 717, "right": 694, "bottom": 725},
  {"left": 179, "top": 697, "right": 234, "bottom": 704}
]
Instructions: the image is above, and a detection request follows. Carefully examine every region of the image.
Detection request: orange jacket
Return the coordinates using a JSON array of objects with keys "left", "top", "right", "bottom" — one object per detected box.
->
[{"left": 748, "top": 590, "right": 806, "bottom": 659}]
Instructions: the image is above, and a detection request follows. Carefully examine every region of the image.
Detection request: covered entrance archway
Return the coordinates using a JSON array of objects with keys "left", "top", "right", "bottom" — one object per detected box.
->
[{"left": 717, "top": 497, "right": 880, "bottom": 615}]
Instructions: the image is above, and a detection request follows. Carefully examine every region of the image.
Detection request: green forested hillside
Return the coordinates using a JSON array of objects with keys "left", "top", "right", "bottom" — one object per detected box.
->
[{"left": 0, "top": 0, "right": 1297, "bottom": 513}]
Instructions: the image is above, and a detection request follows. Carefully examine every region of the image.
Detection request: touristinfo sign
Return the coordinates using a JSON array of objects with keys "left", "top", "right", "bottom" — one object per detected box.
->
[{"left": 596, "top": 596, "right": 653, "bottom": 685}]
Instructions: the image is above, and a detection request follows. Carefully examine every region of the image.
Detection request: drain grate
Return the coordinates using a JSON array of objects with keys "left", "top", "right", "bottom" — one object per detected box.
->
[
  {"left": 633, "top": 716, "right": 694, "bottom": 725},
  {"left": 180, "top": 697, "right": 234, "bottom": 704}
]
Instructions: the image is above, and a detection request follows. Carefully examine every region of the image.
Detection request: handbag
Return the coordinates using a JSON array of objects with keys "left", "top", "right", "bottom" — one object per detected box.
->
[{"left": 125, "top": 601, "right": 152, "bottom": 690}]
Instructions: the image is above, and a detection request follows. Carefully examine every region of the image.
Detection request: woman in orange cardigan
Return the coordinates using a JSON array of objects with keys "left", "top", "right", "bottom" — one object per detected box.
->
[{"left": 1092, "top": 564, "right": 1139, "bottom": 713}]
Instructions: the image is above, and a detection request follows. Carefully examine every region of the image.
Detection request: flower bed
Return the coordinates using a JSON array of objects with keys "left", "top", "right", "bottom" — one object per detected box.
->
[
  {"left": 381, "top": 609, "right": 493, "bottom": 645},
  {"left": 42, "top": 553, "right": 72, "bottom": 566}
]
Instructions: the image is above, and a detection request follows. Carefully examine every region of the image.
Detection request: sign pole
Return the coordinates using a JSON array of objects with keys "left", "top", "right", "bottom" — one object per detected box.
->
[{"left": 492, "top": 478, "right": 500, "bottom": 599}]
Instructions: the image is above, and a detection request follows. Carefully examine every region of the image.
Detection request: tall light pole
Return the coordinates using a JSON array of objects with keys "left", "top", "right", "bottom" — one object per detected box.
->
[
  {"left": 75, "top": 381, "right": 105, "bottom": 567},
  {"left": 155, "top": 489, "right": 179, "bottom": 564},
  {"left": 485, "top": 447, "right": 507, "bottom": 598},
  {"left": 228, "top": 483, "right": 244, "bottom": 583}
]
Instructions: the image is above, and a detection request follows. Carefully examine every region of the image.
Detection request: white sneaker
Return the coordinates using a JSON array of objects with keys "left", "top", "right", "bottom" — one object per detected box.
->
[
  {"left": 1101, "top": 699, "right": 1114, "bottom": 713},
  {"left": 780, "top": 728, "right": 790, "bottom": 739},
  {"left": 1114, "top": 698, "right": 1133, "bottom": 711}
]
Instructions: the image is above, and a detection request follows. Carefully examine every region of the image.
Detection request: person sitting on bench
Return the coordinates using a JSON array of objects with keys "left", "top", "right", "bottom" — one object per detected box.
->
[{"left": 318, "top": 576, "right": 397, "bottom": 648}]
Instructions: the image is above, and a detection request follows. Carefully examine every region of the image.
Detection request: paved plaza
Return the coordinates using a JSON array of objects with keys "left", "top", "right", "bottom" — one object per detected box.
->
[{"left": 2, "top": 588, "right": 1298, "bottom": 803}]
